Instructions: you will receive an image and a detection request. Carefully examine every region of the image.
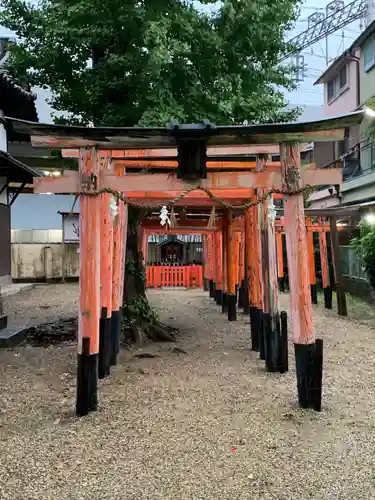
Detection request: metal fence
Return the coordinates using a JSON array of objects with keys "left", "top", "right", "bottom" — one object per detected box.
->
[{"left": 339, "top": 245, "right": 367, "bottom": 281}]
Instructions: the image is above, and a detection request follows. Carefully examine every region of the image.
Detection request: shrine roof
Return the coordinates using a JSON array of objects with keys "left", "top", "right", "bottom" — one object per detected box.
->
[
  {"left": 156, "top": 236, "right": 186, "bottom": 246},
  {"left": 5, "top": 110, "right": 365, "bottom": 150},
  {"left": 0, "top": 71, "right": 38, "bottom": 129},
  {"left": 0, "top": 151, "right": 42, "bottom": 185}
]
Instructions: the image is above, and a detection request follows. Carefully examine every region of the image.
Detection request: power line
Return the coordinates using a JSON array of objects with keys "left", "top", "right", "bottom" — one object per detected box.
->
[
  {"left": 301, "top": 51, "right": 336, "bottom": 60},
  {"left": 282, "top": 0, "right": 368, "bottom": 61}
]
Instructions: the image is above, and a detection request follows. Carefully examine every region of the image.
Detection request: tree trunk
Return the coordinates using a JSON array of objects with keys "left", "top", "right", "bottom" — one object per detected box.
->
[
  {"left": 121, "top": 207, "right": 177, "bottom": 344},
  {"left": 123, "top": 210, "right": 146, "bottom": 305}
]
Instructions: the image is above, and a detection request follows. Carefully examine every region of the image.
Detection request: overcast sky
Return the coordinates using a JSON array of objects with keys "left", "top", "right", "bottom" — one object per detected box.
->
[{"left": 0, "top": 0, "right": 366, "bottom": 122}]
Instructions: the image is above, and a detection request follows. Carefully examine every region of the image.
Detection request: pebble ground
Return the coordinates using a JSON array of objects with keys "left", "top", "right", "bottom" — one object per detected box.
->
[{"left": 1, "top": 284, "right": 375, "bottom": 499}]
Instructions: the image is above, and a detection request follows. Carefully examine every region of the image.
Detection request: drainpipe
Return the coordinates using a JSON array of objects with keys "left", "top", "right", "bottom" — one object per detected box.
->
[
  {"left": 353, "top": 56, "right": 361, "bottom": 166},
  {"left": 352, "top": 56, "right": 360, "bottom": 108}
]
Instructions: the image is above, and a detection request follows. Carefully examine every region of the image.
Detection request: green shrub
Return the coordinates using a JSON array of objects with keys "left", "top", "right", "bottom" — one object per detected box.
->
[{"left": 351, "top": 221, "right": 375, "bottom": 289}]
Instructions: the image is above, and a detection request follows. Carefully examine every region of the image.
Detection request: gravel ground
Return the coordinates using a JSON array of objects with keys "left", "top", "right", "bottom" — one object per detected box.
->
[
  {"left": 3, "top": 283, "right": 79, "bottom": 328},
  {"left": 1, "top": 284, "right": 375, "bottom": 499}
]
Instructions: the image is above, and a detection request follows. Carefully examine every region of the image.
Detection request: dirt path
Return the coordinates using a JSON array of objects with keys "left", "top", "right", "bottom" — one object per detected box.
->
[{"left": 1, "top": 286, "right": 375, "bottom": 499}]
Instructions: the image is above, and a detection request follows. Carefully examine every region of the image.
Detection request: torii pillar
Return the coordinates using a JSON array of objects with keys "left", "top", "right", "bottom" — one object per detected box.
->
[
  {"left": 203, "top": 235, "right": 209, "bottom": 291},
  {"left": 76, "top": 147, "right": 101, "bottom": 416},
  {"left": 208, "top": 234, "right": 215, "bottom": 298},
  {"left": 98, "top": 156, "right": 113, "bottom": 379},
  {"left": 225, "top": 210, "right": 236, "bottom": 321},
  {"left": 245, "top": 194, "right": 262, "bottom": 352},
  {"left": 214, "top": 231, "right": 223, "bottom": 305},
  {"left": 280, "top": 142, "right": 322, "bottom": 411},
  {"left": 222, "top": 226, "right": 228, "bottom": 314},
  {"left": 318, "top": 217, "right": 332, "bottom": 309}
]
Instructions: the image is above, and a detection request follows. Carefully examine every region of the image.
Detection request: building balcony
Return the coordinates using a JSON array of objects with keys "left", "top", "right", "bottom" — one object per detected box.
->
[{"left": 309, "top": 142, "right": 375, "bottom": 209}]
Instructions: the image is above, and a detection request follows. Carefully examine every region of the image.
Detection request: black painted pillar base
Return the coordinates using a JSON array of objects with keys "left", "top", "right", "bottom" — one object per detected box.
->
[
  {"left": 310, "top": 284, "right": 318, "bottom": 305},
  {"left": 259, "top": 310, "right": 265, "bottom": 360},
  {"left": 209, "top": 280, "right": 215, "bottom": 298},
  {"left": 238, "top": 280, "right": 245, "bottom": 308},
  {"left": 227, "top": 294, "right": 237, "bottom": 321},
  {"left": 278, "top": 277, "right": 286, "bottom": 293},
  {"left": 98, "top": 307, "right": 111, "bottom": 379},
  {"left": 263, "top": 313, "right": 279, "bottom": 372},
  {"left": 110, "top": 309, "right": 122, "bottom": 366},
  {"left": 336, "top": 285, "right": 347, "bottom": 316},
  {"left": 215, "top": 289, "right": 223, "bottom": 305},
  {"left": 249, "top": 307, "right": 261, "bottom": 352},
  {"left": 294, "top": 339, "right": 323, "bottom": 411},
  {"left": 204, "top": 278, "right": 209, "bottom": 292},
  {"left": 76, "top": 337, "right": 98, "bottom": 417},
  {"left": 323, "top": 286, "right": 333, "bottom": 309},
  {"left": 279, "top": 311, "right": 289, "bottom": 374},
  {"left": 263, "top": 311, "right": 289, "bottom": 373},
  {"left": 222, "top": 292, "right": 228, "bottom": 313},
  {"left": 243, "top": 287, "right": 250, "bottom": 315}
]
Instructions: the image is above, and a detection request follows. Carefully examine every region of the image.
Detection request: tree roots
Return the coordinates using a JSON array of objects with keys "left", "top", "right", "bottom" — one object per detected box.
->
[
  {"left": 22, "top": 317, "right": 178, "bottom": 348},
  {"left": 126, "top": 320, "right": 178, "bottom": 345}
]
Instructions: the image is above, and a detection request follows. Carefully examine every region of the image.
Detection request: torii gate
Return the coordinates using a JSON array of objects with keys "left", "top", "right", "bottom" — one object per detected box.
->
[{"left": 6, "top": 110, "right": 364, "bottom": 417}]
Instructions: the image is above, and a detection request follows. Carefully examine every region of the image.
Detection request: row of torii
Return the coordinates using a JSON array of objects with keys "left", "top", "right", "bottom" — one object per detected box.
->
[
  {"left": 37, "top": 148, "right": 341, "bottom": 417},
  {"left": 9, "top": 111, "right": 362, "bottom": 417},
  {"left": 143, "top": 214, "right": 337, "bottom": 308}
]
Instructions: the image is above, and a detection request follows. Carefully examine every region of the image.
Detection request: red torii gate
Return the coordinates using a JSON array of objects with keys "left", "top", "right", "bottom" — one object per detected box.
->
[{"left": 5, "top": 111, "right": 364, "bottom": 417}]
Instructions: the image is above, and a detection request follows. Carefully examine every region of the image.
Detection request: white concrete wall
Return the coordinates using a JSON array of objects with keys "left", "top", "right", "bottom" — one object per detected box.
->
[
  {"left": 11, "top": 229, "right": 63, "bottom": 244},
  {"left": 11, "top": 242, "right": 79, "bottom": 281}
]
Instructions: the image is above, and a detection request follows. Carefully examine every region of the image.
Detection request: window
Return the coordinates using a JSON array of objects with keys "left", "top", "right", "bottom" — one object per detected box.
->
[
  {"left": 327, "top": 80, "right": 335, "bottom": 102},
  {"left": 339, "top": 66, "right": 347, "bottom": 88},
  {"left": 326, "top": 65, "right": 348, "bottom": 103},
  {"left": 364, "top": 36, "right": 375, "bottom": 72}
]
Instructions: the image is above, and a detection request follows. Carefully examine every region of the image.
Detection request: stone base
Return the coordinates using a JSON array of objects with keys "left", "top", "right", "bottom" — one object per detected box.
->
[
  {"left": 0, "top": 314, "right": 8, "bottom": 330},
  {"left": 1, "top": 282, "right": 35, "bottom": 298},
  {"left": 0, "top": 325, "right": 27, "bottom": 348}
]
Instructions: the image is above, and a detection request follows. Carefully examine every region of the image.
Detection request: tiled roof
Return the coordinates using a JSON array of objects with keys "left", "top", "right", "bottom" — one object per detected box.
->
[{"left": 0, "top": 69, "right": 36, "bottom": 102}]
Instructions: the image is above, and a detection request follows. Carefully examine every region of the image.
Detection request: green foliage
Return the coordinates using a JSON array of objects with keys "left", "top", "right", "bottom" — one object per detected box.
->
[
  {"left": 363, "top": 97, "right": 375, "bottom": 142},
  {"left": 123, "top": 295, "right": 158, "bottom": 326},
  {"left": 2, "top": 0, "right": 304, "bottom": 327},
  {"left": 351, "top": 221, "right": 375, "bottom": 289},
  {"left": 1, "top": 0, "right": 302, "bottom": 127}
]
